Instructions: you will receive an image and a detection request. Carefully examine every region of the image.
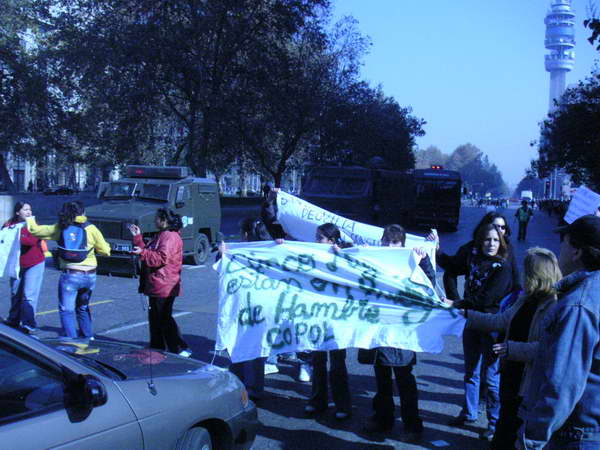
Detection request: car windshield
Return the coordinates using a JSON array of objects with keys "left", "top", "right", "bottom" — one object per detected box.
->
[
  {"left": 138, "top": 184, "right": 170, "bottom": 201},
  {"left": 416, "top": 180, "right": 460, "bottom": 201},
  {"left": 103, "top": 182, "right": 137, "bottom": 199}
]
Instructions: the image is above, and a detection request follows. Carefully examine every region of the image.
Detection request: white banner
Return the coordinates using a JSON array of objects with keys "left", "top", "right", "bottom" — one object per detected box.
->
[
  {"left": 215, "top": 241, "right": 464, "bottom": 363},
  {"left": 564, "top": 186, "right": 600, "bottom": 224},
  {"left": 276, "top": 190, "right": 437, "bottom": 266}
]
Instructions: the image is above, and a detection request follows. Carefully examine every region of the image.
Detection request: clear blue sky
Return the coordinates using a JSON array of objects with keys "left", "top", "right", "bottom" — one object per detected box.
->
[{"left": 332, "top": 0, "right": 599, "bottom": 189}]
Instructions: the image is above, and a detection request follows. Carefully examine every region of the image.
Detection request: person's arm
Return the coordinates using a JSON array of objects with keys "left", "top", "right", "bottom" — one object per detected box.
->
[
  {"left": 132, "top": 233, "right": 146, "bottom": 249},
  {"left": 437, "top": 241, "right": 470, "bottom": 274},
  {"left": 504, "top": 340, "right": 538, "bottom": 362},
  {"left": 19, "top": 227, "right": 40, "bottom": 247},
  {"left": 417, "top": 254, "right": 436, "bottom": 287},
  {"left": 139, "top": 233, "right": 175, "bottom": 267},
  {"left": 25, "top": 217, "right": 60, "bottom": 240},
  {"left": 466, "top": 306, "right": 512, "bottom": 332},
  {"left": 521, "top": 304, "right": 599, "bottom": 448},
  {"left": 89, "top": 225, "right": 111, "bottom": 256}
]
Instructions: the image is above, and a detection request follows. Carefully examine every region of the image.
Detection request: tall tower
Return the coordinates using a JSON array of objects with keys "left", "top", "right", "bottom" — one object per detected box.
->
[{"left": 544, "top": 0, "right": 575, "bottom": 110}]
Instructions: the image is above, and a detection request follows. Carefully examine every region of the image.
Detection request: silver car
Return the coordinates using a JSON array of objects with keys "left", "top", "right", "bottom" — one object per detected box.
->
[{"left": 0, "top": 324, "right": 258, "bottom": 449}]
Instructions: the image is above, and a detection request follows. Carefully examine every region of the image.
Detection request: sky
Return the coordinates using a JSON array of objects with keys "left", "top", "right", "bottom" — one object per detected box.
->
[{"left": 332, "top": 0, "right": 599, "bottom": 189}]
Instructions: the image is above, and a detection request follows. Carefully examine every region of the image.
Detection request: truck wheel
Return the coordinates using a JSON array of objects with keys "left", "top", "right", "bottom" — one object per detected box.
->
[
  {"left": 174, "top": 427, "right": 212, "bottom": 450},
  {"left": 191, "top": 233, "right": 210, "bottom": 265}
]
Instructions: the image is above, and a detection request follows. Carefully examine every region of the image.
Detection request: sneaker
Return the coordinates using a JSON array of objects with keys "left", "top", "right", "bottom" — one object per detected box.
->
[
  {"left": 304, "top": 404, "right": 326, "bottom": 415},
  {"left": 363, "top": 417, "right": 393, "bottom": 433},
  {"left": 264, "top": 363, "right": 279, "bottom": 375},
  {"left": 480, "top": 426, "right": 495, "bottom": 441},
  {"left": 298, "top": 364, "right": 312, "bottom": 382},
  {"left": 448, "top": 415, "right": 477, "bottom": 427},
  {"left": 178, "top": 349, "right": 192, "bottom": 358},
  {"left": 21, "top": 325, "right": 40, "bottom": 336},
  {"left": 335, "top": 411, "right": 351, "bottom": 421}
]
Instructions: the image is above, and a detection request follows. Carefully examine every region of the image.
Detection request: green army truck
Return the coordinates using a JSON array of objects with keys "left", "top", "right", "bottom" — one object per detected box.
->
[{"left": 86, "top": 165, "right": 220, "bottom": 276}]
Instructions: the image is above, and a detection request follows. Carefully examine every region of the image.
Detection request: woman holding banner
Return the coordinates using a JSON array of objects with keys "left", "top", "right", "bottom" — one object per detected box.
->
[
  {"left": 360, "top": 224, "right": 431, "bottom": 437},
  {"left": 304, "top": 223, "right": 352, "bottom": 420},
  {"left": 444, "top": 223, "right": 513, "bottom": 441}
]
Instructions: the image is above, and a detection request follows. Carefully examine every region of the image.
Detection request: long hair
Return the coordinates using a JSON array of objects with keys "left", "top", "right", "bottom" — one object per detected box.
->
[
  {"left": 156, "top": 208, "right": 183, "bottom": 231},
  {"left": 58, "top": 201, "right": 85, "bottom": 229},
  {"left": 239, "top": 217, "right": 272, "bottom": 242},
  {"left": 8, "top": 202, "right": 28, "bottom": 224},
  {"left": 474, "top": 223, "right": 508, "bottom": 260},
  {"left": 316, "top": 222, "right": 352, "bottom": 248},
  {"left": 472, "top": 211, "right": 512, "bottom": 240},
  {"left": 381, "top": 224, "right": 406, "bottom": 247},
  {"left": 523, "top": 247, "right": 562, "bottom": 299}
]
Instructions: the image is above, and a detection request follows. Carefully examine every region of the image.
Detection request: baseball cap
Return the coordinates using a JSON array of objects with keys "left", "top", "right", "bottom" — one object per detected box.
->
[{"left": 554, "top": 214, "right": 600, "bottom": 249}]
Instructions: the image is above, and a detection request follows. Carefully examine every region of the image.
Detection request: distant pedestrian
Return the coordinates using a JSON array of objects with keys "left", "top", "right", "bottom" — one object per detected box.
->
[
  {"left": 361, "top": 224, "right": 429, "bottom": 437},
  {"left": 130, "top": 208, "right": 189, "bottom": 357},
  {"left": 515, "top": 200, "right": 534, "bottom": 241},
  {"left": 304, "top": 223, "right": 352, "bottom": 420},
  {"left": 463, "top": 247, "right": 561, "bottom": 449},
  {"left": 27, "top": 201, "right": 110, "bottom": 340},
  {"left": 518, "top": 215, "right": 600, "bottom": 449},
  {"left": 2, "top": 202, "right": 45, "bottom": 334},
  {"left": 444, "top": 223, "right": 513, "bottom": 440}
]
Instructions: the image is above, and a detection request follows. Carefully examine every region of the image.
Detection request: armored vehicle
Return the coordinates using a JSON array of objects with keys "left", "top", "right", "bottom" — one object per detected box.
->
[{"left": 86, "top": 165, "right": 220, "bottom": 276}]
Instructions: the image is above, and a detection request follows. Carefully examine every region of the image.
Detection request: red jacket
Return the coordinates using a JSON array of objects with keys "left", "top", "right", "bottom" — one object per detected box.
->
[
  {"left": 133, "top": 231, "right": 183, "bottom": 298},
  {"left": 3, "top": 220, "right": 45, "bottom": 269}
]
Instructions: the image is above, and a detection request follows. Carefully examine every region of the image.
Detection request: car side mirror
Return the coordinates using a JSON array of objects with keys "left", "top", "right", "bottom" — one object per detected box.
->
[{"left": 63, "top": 368, "right": 108, "bottom": 422}]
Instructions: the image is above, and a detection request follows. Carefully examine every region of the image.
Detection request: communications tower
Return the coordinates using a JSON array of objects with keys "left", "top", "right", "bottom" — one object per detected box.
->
[{"left": 544, "top": 0, "right": 575, "bottom": 110}]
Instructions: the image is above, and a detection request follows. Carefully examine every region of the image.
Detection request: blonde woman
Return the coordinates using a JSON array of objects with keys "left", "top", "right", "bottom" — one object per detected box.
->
[{"left": 462, "top": 247, "right": 562, "bottom": 449}]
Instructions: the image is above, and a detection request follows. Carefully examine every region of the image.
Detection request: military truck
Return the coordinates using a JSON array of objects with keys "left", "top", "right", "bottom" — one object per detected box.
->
[{"left": 85, "top": 165, "right": 220, "bottom": 276}]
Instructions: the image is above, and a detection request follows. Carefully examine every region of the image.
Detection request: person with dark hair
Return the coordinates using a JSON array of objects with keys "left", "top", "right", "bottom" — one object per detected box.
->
[
  {"left": 304, "top": 222, "right": 353, "bottom": 420},
  {"left": 515, "top": 200, "right": 534, "bottom": 241},
  {"left": 130, "top": 208, "right": 189, "bottom": 356},
  {"left": 445, "top": 223, "right": 513, "bottom": 440},
  {"left": 361, "top": 224, "right": 432, "bottom": 437},
  {"left": 518, "top": 215, "right": 600, "bottom": 449},
  {"left": 429, "top": 211, "right": 520, "bottom": 301},
  {"left": 260, "top": 185, "right": 286, "bottom": 240},
  {"left": 3, "top": 202, "right": 45, "bottom": 334},
  {"left": 463, "top": 247, "right": 562, "bottom": 449},
  {"left": 27, "top": 201, "right": 110, "bottom": 339}
]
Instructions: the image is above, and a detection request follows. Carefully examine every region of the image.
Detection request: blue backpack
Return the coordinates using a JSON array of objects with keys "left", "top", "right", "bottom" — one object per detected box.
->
[{"left": 57, "top": 222, "right": 90, "bottom": 263}]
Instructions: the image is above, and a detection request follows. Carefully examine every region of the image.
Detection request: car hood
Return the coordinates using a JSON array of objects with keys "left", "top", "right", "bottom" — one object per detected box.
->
[{"left": 44, "top": 338, "right": 210, "bottom": 380}]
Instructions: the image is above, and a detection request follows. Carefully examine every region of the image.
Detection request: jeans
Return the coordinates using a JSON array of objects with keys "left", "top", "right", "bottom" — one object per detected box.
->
[
  {"left": 8, "top": 261, "right": 45, "bottom": 328},
  {"left": 148, "top": 296, "right": 188, "bottom": 353},
  {"left": 58, "top": 271, "right": 96, "bottom": 339},
  {"left": 372, "top": 364, "right": 422, "bottom": 430},
  {"left": 309, "top": 349, "right": 351, "bottom": 413},
  {"left": 518, "top": 221, "right": 529, "bottom": 240},
  {"left": 462, "top": 328, "right": 500, "bottom": 424}
]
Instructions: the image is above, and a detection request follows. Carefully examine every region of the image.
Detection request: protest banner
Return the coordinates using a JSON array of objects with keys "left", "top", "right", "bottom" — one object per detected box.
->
[
  {"left": 214, "top": 241, "right": 465, "bottom": 363},
  {"left": 564, "top": 186, "right": 600, "bottom": 224},
  {"left": 275, "top": 190, "right": 437, "bottom": 265}
]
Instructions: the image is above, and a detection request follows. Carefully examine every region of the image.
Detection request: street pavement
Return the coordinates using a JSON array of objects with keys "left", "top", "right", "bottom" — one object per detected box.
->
[{"left": 0, "top": 204, "right": 562, "bottom": 449}]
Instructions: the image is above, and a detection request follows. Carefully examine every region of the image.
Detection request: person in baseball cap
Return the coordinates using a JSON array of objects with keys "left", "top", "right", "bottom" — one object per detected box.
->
[{"left": 518, "top": 214, "right": 600, "bottom": 449}]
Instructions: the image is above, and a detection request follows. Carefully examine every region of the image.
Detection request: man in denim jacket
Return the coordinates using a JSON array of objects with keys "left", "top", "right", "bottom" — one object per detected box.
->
[{"left": 518, "top": 215, "right": 600, "bottom": 449}]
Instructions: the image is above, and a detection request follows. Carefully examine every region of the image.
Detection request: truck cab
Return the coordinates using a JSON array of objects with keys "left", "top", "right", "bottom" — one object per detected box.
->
[{"left": 85, "top": 165, "right": 220, "bottom": 276}]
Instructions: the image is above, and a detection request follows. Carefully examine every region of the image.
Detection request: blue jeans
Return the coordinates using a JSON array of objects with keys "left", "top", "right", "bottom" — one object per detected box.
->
[
  {"left": 462, "top": 328, "right": 500, "bottom": 424},
  {"left": 58, "top": 271, "right": 96, "bottom": 339},
  {"left": 8, "top": 261, "right": 45, "bottom": 328}
]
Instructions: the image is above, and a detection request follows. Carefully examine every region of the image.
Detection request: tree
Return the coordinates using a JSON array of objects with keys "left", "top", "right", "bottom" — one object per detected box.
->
[
  {"left": 414, "top": 145, "right": 448, "bottom": 169},
  {"left": 446, "top": 144, "right": 508, "bottom": 196}
]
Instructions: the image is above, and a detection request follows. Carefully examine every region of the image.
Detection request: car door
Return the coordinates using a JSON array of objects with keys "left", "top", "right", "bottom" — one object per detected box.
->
[{"left": 0, "top": 337, "right": 143, "bottom": 450}]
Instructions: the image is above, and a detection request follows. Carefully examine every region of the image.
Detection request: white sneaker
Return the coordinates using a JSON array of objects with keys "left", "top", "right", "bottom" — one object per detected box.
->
[
  {"left": 298, "top": 365, "right": 312, "bottom": 382},
  {"left": 264, "top": 363, "right": 279, "bottom": 375},
  {"left": 178, "top": 349, "right": 192, "bottom": 358}
]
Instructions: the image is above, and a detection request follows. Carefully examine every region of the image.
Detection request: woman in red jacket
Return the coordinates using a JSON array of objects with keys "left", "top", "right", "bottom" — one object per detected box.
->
[
  {"left": 3, "top": 202, "right": 45, "bottom": 334},
  {"left": 130, "top": 208, "right": 190, "bottom": 357}
]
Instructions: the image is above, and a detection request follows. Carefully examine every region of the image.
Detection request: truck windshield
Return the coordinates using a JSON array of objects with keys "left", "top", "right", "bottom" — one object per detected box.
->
[
  {"left": 138, "top": 184, "right": 170, "bottom": 202},
  {"left": 103, "top": 182, "right": 137, "bottom": 199},
  {"left": 416, "top": 180, "right": 460, "bottom": 202}
]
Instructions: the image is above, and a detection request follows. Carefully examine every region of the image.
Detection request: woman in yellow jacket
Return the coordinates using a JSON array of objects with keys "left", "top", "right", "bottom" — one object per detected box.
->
[{"left": 27, "top": 201, "right": 110, "bottom": 340}]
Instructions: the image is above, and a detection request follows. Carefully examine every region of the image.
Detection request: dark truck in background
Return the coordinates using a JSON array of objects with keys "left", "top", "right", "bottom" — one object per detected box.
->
[
  {"left": 301, "top": 165, "right": 461, "bottom": 231},
  {"left": 86, "top": 165, "right": 220, "bottom": 276}
]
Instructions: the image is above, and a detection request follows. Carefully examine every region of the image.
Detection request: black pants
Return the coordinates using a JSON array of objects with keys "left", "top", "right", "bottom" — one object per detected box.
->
[
  {"left": 517, "top": 221, "right": 529, "bottom": 240},
  {"left": 490, "top": 376, "right": 523, "bottom": 450},
  {"left": 148, "top": 296, "right": 188, "bottom": 353},
  {"left": 373, "top": 364, "right": 422, "bottom": 430},
  {"left": 309, "top": 349, "right": 351, "bottom": 413},
  {"left": 230, "top": 358, "right": 266, "bottom": 399}
]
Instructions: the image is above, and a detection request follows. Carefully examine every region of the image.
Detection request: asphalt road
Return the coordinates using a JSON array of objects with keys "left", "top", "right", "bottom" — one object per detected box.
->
[{"left": 0, "top": 204, "right": 562, "bottom": 449}]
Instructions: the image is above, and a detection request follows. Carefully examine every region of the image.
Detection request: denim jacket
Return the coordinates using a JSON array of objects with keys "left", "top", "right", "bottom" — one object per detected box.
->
[{"left": 519, "top": 270, "right": 600, "bottom": 449}]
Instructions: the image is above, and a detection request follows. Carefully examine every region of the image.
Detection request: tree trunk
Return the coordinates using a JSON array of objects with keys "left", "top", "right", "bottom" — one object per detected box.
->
[{"left": 0, "top": 153, "right": 16, "bottom": 192}]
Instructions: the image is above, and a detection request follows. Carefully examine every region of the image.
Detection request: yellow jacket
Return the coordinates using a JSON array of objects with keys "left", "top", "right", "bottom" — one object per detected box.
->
[{"left": 26, "top": 215, "right": 110, "bottom": 268}]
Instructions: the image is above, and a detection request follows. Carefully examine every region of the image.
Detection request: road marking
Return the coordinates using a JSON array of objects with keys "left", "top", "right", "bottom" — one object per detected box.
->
[
  {"left": 103, "top": 311, "right": 192, "bottom": 335},
  {"left": 36, "top": 299, "right": 114, "bottom": 316},
  {"left": 184, "top": 265, "right": 206, "bottom": 270}
]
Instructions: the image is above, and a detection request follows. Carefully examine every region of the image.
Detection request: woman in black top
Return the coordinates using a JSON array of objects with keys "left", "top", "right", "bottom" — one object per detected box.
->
[{"left": 445, "top": 223, "right": 513, "bottom": 440}]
